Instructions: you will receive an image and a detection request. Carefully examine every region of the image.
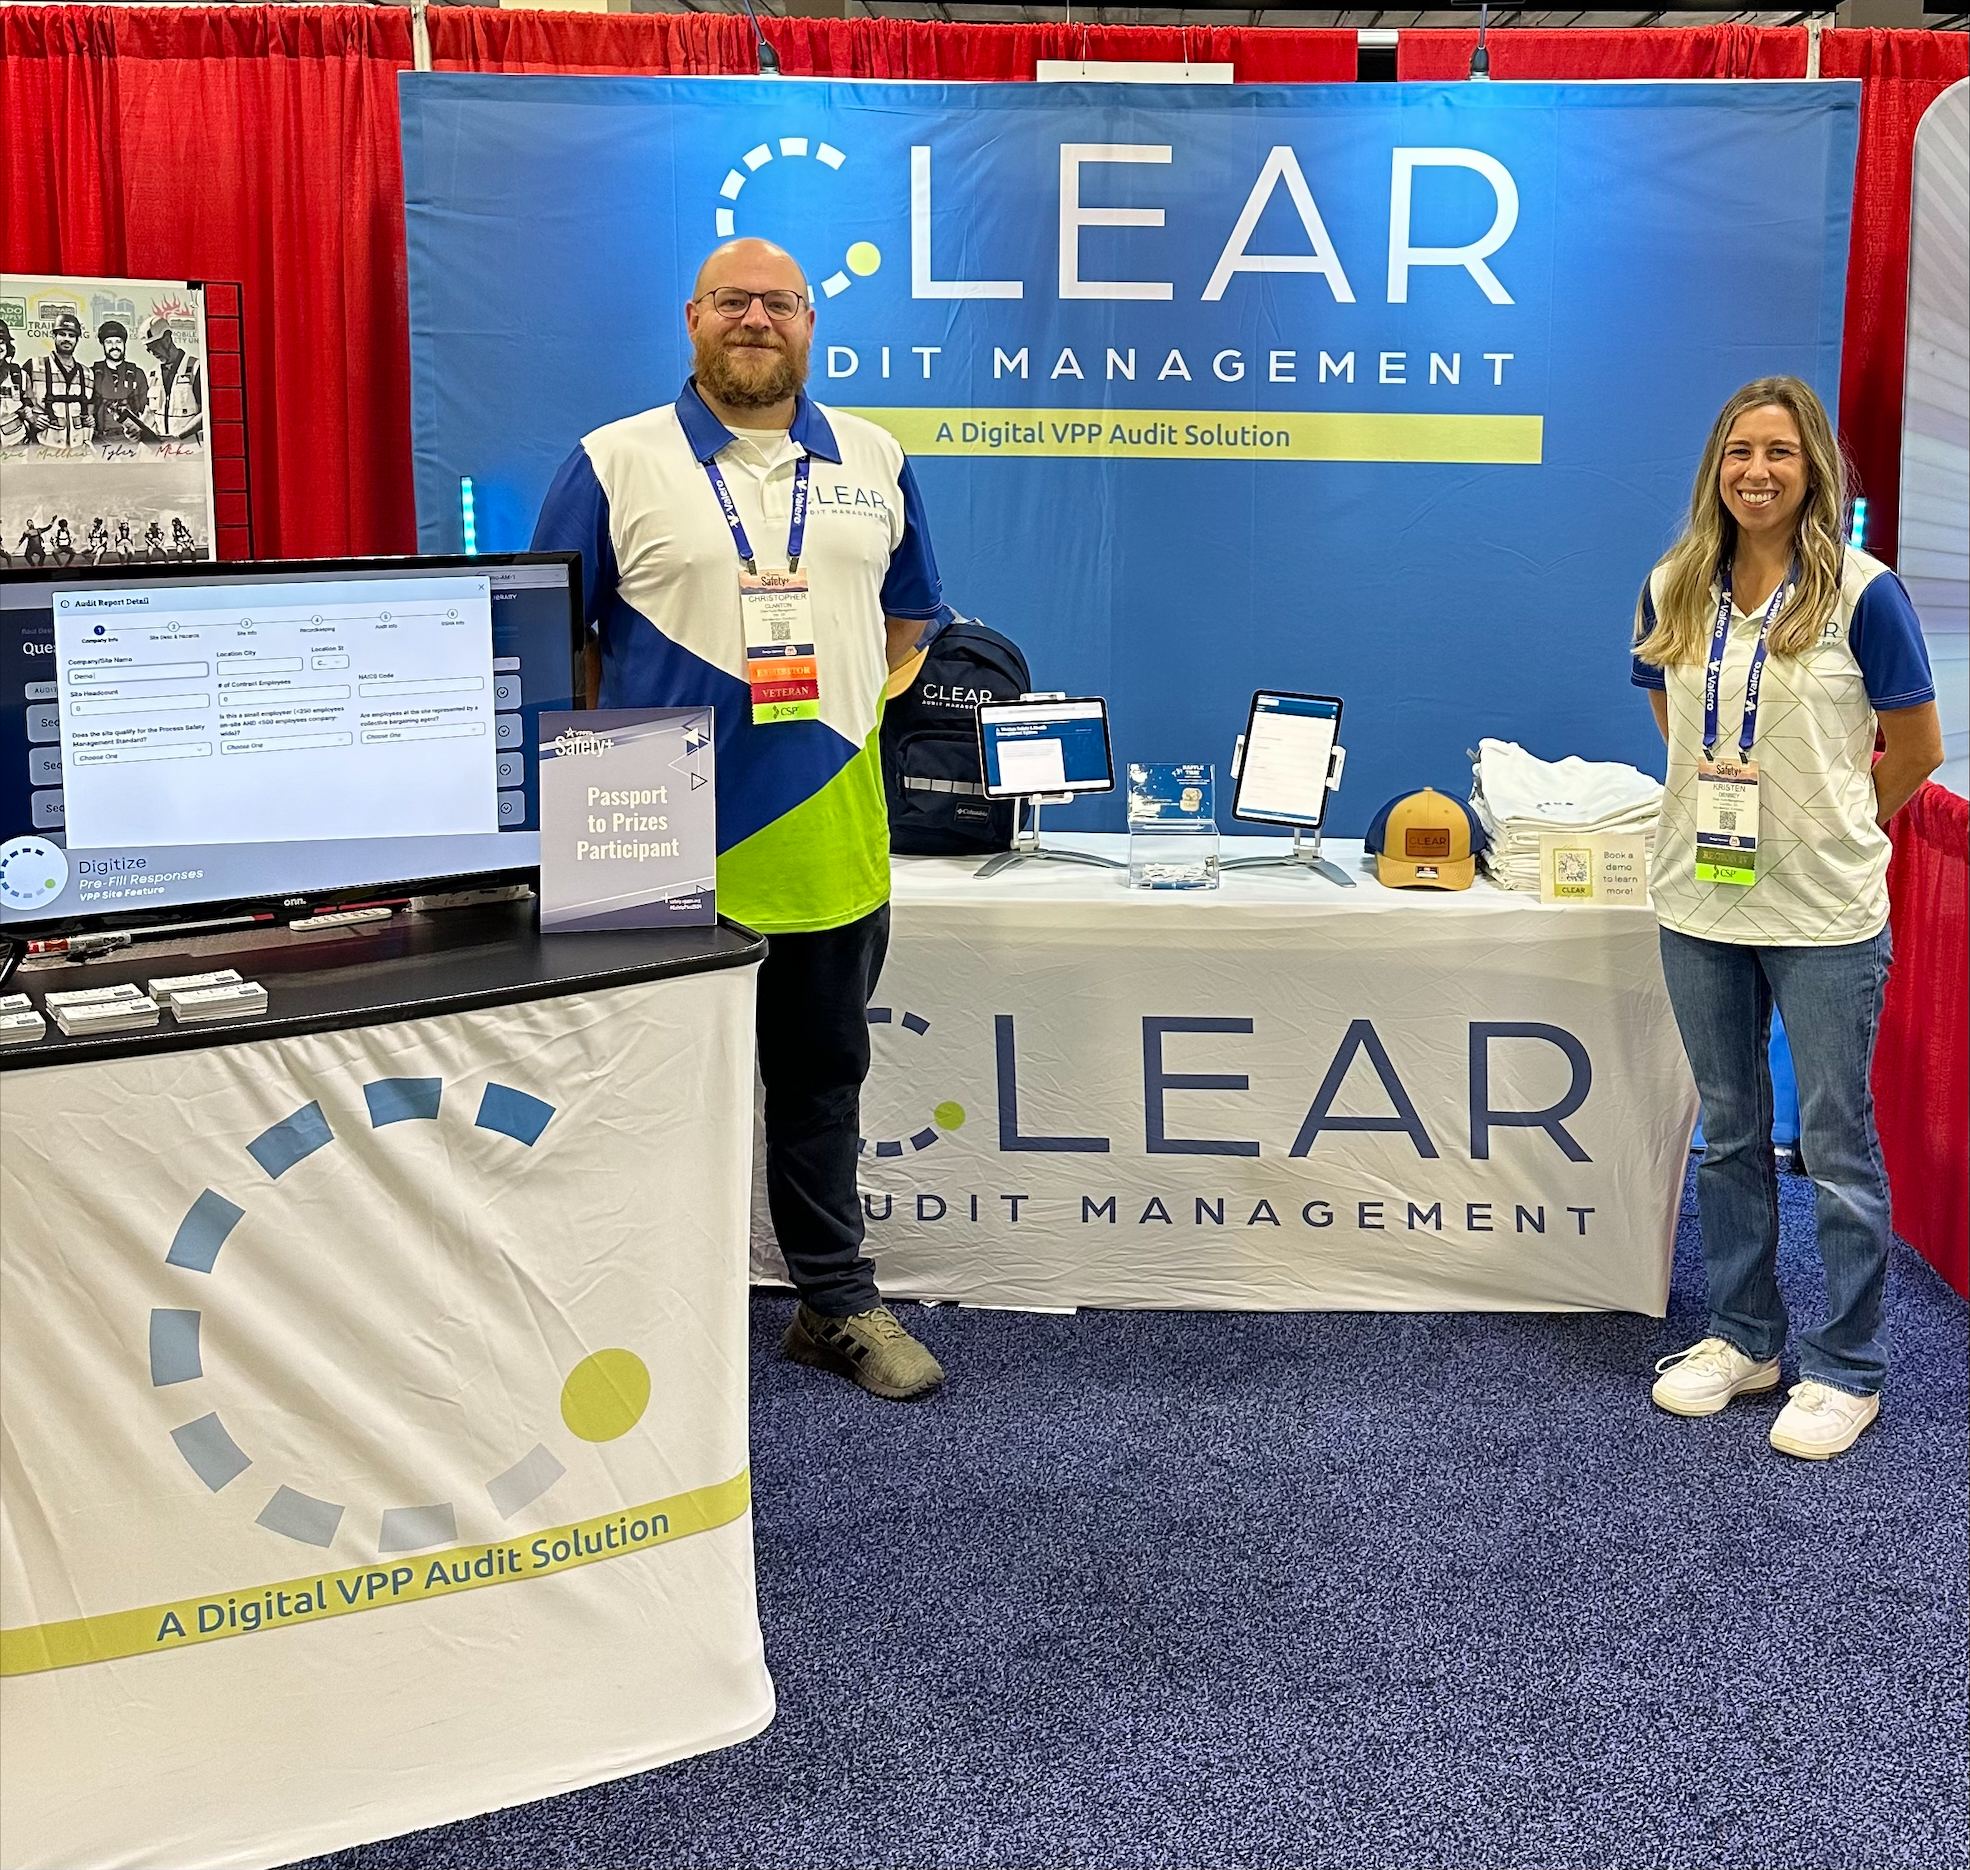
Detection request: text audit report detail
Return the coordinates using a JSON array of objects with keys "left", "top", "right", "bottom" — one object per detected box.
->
[{"left": 53, "top": 577, "right": 497, "bottom": 847}]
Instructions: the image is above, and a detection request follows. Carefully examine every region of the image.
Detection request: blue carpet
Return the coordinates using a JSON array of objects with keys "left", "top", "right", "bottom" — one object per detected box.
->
[{"left": 297, "top": 1163, "right": 1968, "bottom": 1870}]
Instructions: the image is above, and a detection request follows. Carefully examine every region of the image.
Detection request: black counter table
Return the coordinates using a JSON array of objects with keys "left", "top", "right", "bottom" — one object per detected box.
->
[{"left": 1, "top": 899, "right": 763, "bottom": 1067}]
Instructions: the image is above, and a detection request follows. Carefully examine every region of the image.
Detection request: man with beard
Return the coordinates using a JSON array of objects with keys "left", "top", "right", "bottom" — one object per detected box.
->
[
  {"left": 23, "top": 311, "right": 90, "bottom": 449},
  {"left": 534, "top": 237, "right": 947, "bottom": 1402},
  {"left": 90, "top": 321, "right": 151, "bottom": 442}
]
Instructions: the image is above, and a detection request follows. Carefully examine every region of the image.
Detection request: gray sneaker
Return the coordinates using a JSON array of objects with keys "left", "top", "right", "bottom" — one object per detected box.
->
[{"left": 782, "top": 1302, "right": 945, "bottom": 1400}]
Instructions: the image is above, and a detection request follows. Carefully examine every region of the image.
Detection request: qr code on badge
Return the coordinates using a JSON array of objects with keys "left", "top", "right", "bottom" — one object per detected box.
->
[
  {"left": 1556, "top": 849, "right": 1591, "bottom": 888},
  {"left": 1718, "top": 809, "right": 1737, "bottom": 832}
]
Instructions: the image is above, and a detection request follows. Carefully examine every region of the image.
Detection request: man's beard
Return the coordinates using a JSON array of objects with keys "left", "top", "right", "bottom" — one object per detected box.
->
[{"left": 694, "top": 327, "right": 806, "bottom": 411}]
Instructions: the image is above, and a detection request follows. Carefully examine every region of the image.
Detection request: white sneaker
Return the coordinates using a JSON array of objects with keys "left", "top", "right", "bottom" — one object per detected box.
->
[
  {"left": 1651, "top": 1336, "right": 1782, "bottom": 1417},
  {"left": 1770, "top": 1380, "right": 1880, "bottom": 1460}
]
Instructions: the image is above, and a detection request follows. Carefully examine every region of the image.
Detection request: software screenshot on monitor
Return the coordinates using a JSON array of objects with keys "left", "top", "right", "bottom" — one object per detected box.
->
[{"left": 0, "top": 556, "right": 580, "bottom": 931}]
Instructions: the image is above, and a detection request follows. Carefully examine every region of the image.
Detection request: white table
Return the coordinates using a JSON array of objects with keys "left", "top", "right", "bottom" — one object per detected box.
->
[
  {"left": 753, "top": 837, "right": 1698, "bottom": 1314},
  {"left": 2, "top": 910, "right": 772, "bottom": 1870}
]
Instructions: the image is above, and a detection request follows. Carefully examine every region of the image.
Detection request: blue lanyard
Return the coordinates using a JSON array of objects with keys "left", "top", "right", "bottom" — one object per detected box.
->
[
  {"left": 702, "top": 451, "right": 810, "bottom": 575},
  {"left": 1702, "top": 562, "right": 1791, "bottom": 761}
]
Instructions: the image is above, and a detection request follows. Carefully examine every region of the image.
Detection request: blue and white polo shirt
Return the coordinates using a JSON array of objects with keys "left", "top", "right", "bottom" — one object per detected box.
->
[
  {"left": 1632, "top": 545, "right": 1935, "bottom": 946},
  {"left": 533, "top": 382, "right": 941, "bottom": 934}
]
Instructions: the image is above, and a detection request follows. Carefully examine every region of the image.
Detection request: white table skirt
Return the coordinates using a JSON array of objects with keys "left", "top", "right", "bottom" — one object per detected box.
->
[
  {"left": 753, "top": 837, "right": 1698, "bottom": 1313},
  {"left": 3, "top": 969, "right": 771, "bottom": 1870}
]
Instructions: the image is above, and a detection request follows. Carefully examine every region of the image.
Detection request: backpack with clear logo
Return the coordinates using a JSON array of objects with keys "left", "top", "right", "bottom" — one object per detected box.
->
[{"left": 881, "top": 613, "right": 1029, "bottom": 856}]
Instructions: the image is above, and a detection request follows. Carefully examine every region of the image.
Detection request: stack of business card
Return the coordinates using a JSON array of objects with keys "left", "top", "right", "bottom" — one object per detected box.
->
[
  {"left": 44, "top": 982, "right": 144, "bottom": 1011},
  {"left": 0, "top": 1008, "right": 47, "bottom": 1045},
  {"left": 170, "top": 980, "right": 268, "bottom": 1023},
  {"left": 148, "top": 968, "right": 244, "bottom": 1006},
  {"left": 49, "top": 990, "right": 161, "bottom": 1036}
]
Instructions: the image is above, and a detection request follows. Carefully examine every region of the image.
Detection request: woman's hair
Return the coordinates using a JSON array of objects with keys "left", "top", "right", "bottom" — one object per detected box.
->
[{"left": 1635, "top": 376, "right": 1848, "bottom": 667}]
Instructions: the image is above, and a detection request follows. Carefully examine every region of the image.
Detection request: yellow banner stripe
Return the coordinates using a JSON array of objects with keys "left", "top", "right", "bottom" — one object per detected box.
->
[
  {"left": 844, "top": 407, "right": 1543, "bottom": 465},
  {"left": 0, "top": 1469, "right": 751, "bottom": 1678}
]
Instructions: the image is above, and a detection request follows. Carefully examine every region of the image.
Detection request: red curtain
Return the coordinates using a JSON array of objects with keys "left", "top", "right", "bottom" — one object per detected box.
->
[
  {"left": 1397, "top": 27, "right": 1969, "bottom": 569},
  {"left": 1395, "top": 25, "right": 1807, "bottom": 80},
  {"left": 1, "top": 6, "right": 420, "bottom": 560},
  {"left": 1874, "top": 783, "right": 1970, "bottom": 1299},
  {"left": 430, "top": 13, "right": 1357, "bottom": 83}
]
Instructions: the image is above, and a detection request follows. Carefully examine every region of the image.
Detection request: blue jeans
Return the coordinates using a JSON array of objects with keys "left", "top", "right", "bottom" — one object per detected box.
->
[{"left": 1658, "top": 925, "right": 1895, "bottom": 1396}]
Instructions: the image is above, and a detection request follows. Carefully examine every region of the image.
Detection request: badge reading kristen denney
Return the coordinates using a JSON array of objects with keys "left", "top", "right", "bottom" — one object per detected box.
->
[{"left": 1694, "top": 756, "right": 1760, "bottom": 886}]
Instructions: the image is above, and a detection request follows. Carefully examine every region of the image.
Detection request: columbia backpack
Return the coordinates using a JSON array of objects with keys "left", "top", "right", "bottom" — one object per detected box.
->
[{"left": 882, "top": 617, "right": 1030, "bottom": 855}]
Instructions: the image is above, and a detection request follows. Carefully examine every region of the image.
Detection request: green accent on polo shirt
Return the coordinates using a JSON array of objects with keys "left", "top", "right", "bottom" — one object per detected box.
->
[{"left": 716, "top": 724, "right": 891, "bottom": 935}]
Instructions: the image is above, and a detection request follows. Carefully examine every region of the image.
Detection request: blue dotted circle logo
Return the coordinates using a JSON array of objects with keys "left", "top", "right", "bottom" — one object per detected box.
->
[
  {"left": 0, "top": 836, "right": 68, "bottom": 911},
  {"left": 152, "top": 1076, "right": 646, "bottom": 1559}
]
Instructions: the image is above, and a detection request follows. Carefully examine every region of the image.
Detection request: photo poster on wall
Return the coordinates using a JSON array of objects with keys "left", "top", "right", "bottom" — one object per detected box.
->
[
  {"left": 0, "top": 274, "right": 218, "bottom": 570},
  {"left": 400, "top": 80, "right": 1860, "bottom": 835}
]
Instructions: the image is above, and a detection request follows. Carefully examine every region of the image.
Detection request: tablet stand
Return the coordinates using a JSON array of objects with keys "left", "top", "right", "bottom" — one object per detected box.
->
[
  {"left": 975, "top": 795, "right": 1127, "bottom": 878},
  {"left": 1219, "top": 825, "right": 1356, "bottom": 889},
  {"left": 1223, "top": 734, "right": 1354, "bottom": 886}
]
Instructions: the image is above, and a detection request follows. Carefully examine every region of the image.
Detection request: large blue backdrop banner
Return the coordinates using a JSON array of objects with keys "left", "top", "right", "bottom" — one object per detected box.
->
[{"left": 400, "top": 77, "right": 1859, "bottom": 832}]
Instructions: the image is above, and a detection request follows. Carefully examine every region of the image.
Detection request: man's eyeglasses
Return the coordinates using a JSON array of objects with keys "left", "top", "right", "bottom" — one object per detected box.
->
[{"left": 698, "top": 287, "right": 808, "bottom": 322}]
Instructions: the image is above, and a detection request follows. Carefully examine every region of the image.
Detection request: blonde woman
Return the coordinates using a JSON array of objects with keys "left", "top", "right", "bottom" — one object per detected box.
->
[{"left": 1634, "top": 377, "right": 1942, "bottom": 1460}]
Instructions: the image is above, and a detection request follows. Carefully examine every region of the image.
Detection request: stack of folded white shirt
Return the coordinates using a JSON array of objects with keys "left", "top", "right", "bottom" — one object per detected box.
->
[{"left": 1470, "top": 738, "right": 1663, "bottom": 892}]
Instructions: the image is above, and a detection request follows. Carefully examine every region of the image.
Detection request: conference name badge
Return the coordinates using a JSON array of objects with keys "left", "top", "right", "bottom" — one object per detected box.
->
[
  {"left": 740, "top": 569, "right": 821, "bottom": 726},
  {"left": 1694, "top": 757, "right": 1759, "bottom": 886}
]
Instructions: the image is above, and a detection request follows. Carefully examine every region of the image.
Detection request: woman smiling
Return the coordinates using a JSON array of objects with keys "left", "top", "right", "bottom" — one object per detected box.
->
[{"left": 1631, "top": 376, "right": 1943, "bottom": 1460}]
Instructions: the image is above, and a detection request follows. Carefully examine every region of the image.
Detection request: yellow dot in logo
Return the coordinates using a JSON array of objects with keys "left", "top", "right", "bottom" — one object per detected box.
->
[
  {"left": 846, "top": 241, "right": 882, "bottom": 277},
  {"left": 933, "top": 1101, "right": 966, "bottom": 1131},
  {"left": 560, "top": 1348, "right": 651, "bottom": 1443}
]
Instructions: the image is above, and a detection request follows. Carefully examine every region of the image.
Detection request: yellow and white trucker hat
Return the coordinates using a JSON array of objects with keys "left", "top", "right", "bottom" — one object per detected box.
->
[{"left": 1363, "top": 788, "right": 1489, "bottom": 890}]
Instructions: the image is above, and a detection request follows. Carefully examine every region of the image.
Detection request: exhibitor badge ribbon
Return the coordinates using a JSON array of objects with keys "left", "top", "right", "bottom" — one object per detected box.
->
[{"left": 704, "top": 452, "right": 822, "bottom": 727}]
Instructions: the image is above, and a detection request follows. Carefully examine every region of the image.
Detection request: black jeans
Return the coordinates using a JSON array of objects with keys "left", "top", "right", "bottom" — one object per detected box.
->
[{"left": 757, "top": 903, "right": 888, "bottom": 1317}]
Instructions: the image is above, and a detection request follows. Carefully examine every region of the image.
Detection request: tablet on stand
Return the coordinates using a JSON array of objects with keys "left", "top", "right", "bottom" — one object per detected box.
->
[
  {"left": 1223, "top": 690, "right": 1354, "bottom": 887},
  {"left": 973, "top": 695, "right": 1124, "bottom": 877}
]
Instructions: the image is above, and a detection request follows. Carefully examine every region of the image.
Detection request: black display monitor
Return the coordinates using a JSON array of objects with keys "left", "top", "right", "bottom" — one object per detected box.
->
[{"left": 0, "top": 553, "right": 583, "bottom": 937}]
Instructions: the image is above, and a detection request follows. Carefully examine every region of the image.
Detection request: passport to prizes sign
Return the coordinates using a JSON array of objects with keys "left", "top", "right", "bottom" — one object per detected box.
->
[
  {"left": 538, "top": 709, "right": 716, "bottom": 931},
  {"left": 401, "top": 78, "right": 1858, "bottom": 832}
]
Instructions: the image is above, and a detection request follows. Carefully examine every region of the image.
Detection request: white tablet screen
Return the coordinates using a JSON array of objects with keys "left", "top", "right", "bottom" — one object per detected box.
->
[{"left": 1235, "top": 693, "right": 1340, "bottom": 828}]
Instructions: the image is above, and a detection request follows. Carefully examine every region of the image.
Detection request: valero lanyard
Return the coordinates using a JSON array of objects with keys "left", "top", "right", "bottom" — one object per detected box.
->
[
  {"left": 1702, "top": 561, "right": 1792, "bottom": 761},
  {"left": 702, "top": 450, "right": 811, "bottom": 575}
]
